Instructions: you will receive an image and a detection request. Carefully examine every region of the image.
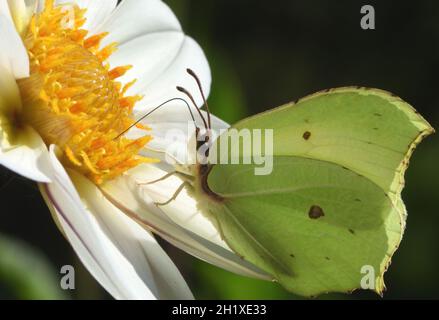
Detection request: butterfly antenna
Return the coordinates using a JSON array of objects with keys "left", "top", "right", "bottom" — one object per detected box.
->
[
  {"left": 186, "top": 68, "right": 212, "bottom": 129},
  {"left": 176, "top": 86, "right": 209, "bottom": 130},
  {"left": 114, "top": 97, "right": 195, "bottom": 140}
]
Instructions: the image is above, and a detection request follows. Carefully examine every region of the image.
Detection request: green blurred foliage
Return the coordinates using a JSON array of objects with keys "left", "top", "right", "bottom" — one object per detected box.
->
[
  {"left": 206, "top": 50, "right": 248, "bottom": 124},
  {"left": 191, "top": 260, "right": 299, "bottom": 300}
]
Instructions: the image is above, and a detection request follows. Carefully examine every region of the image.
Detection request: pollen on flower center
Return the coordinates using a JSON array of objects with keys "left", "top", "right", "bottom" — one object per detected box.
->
[{"left": 17, "top": 0, "right": 156, "bottom": 184}]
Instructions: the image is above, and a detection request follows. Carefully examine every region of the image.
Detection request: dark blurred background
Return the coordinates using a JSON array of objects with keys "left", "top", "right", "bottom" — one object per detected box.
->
[{"left": 1, "top": 0, "right": 438, "bottom": 300}]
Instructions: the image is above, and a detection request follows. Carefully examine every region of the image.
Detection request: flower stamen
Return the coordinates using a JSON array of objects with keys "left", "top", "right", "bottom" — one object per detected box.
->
[{"left": 17, "top": 0, "right": 156, "bottom": 184}]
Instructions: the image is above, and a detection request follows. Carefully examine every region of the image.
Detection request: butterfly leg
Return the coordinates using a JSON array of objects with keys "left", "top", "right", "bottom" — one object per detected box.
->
[
  {"left": 155, "top": 182, "right": 190, "bottom": 206},
  {"left": 137, "top": 171, "right": 177, "bottom": 186}
]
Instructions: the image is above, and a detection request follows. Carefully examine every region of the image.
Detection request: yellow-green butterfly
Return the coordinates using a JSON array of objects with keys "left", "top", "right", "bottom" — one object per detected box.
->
[{"left": 128, "top": 69, "right": 434, "bottom": 297}]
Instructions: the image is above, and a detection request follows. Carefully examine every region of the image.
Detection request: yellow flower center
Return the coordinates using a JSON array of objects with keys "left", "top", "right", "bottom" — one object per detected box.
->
[{"left": 17, "top": 0, "right": 156, "bottom": 184}]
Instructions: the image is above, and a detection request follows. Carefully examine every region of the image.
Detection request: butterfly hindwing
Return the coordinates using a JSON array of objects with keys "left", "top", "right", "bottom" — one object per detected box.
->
[{"left": 205, "top": 156, "right": 399, "bottom": 296}]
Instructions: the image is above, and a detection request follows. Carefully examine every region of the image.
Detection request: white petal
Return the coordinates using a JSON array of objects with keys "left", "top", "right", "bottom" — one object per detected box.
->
[
  {"left": 0, "top": 0, "right": 13, "bottom": 21},
  {"left": 100, "top": 0, "right": 211, "bottom": 113},
  {"left": 0, "top": 126, "right": 53, "bottom": 182},
  {"left": 99, "top": 0, "right": 181, "bottom": 45},
  {"left": 0, "top": 14, "right": 29, "bottom": 78},
  {"left": 0, "top": 66, "right": 52, "bottom": 182},
  {"left": 39, "top": 146, "right": 193, "bottom": 300},
  {"left": 69, "top": 170, "right": 193, "bottom": 300},
  {"left": 117, "top": 36, "right": 211, "bottom": 115},
  {"left": 127, "top": 164, "right": 228, "bottom": 248},
  {"left": 53, "top": 0, "right": 117, "bottom": 34},
  {"left": 6, "top": 0, "right": 36, "bottom": 34},
  {"left": 102, "top": 164, "right": 271, "bottom": 281}
]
